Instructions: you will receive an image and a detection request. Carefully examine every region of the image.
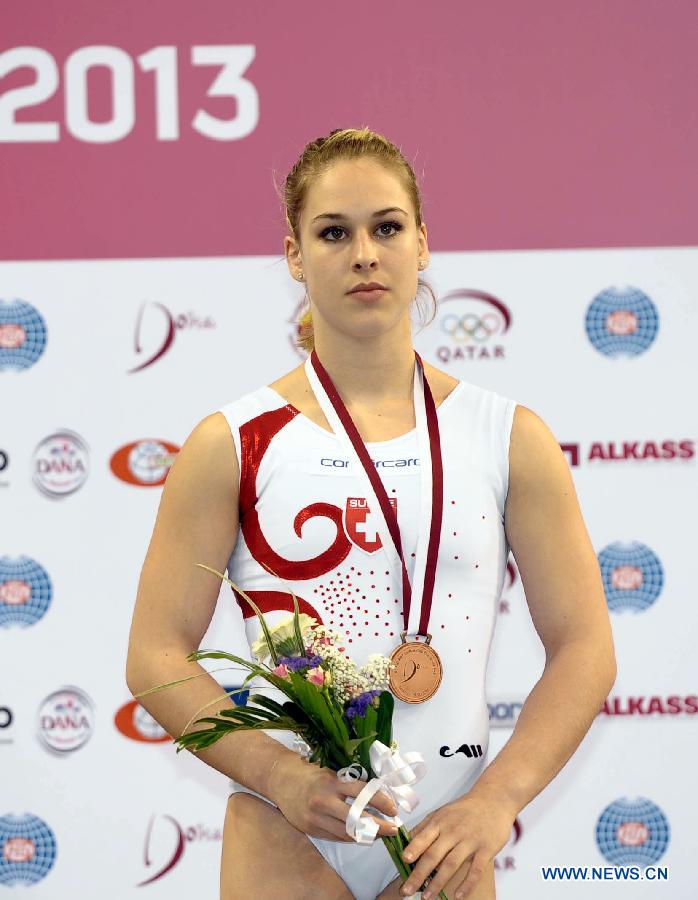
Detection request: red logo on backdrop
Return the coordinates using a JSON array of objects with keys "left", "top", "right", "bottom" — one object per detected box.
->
[
  {"left": 128, "top": 302, "right": 216, "bottom": 373},
  {"left": 599, "top": 695, "right": 698, "bottom": 716},
  {"left": 110, "top": 439, "right": 180, "bottom": 486},
  {"left": 561, "top": 440, "right": 695, "bottom": 467},
  {"left": 344, "top": 497, "right": 396, "bottom": 553},
  {"left": 115, "top": 699, "right": 171, "bottom": 742}
]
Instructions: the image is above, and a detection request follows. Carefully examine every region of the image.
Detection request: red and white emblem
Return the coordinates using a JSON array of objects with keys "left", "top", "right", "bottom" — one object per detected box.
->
[{"left": 344, "top": 496, "right": 397, "bottom": 553}]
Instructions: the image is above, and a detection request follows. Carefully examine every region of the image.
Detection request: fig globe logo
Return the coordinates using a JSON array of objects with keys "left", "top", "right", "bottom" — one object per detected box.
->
[
  {"left": 114, "top": 699, "right": 171, "bottom": 743},
  {"left": 598, "top": 541, "right": 664, "bottom": 612},
  {"left": 32, "top": 430, "right": 89, "bottom": 497},
  {"left": 128, "top": 301, "right": 216, "bottom": 373},
  {"left": 596, "top": 797, "right": 669, "bottom": 867},
  {"left": 0, "top": 555, "right": 52, "bottom": 629},
  {"left": 435, "top": 289, "right": 512, "bottom": 364},
  {"left": 0, "top": 813, "right": 57, "bottom": 886},
  {"left": 0, "top": 299, "right": 48, "bottom": 372},
  {"left": 37, "top": 686, "right": 95, "bottom": 754},
  {"left": 110, "top": 439, "right": 180, "bottom": 486},
  {"left": 585, "top": 286, "right": 659, "bottom": 357}
]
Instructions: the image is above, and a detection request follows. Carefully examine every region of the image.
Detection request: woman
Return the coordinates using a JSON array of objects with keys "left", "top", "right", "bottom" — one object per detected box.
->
[{"left": 126, "top": 128, "right": 616, "bottom": 900}]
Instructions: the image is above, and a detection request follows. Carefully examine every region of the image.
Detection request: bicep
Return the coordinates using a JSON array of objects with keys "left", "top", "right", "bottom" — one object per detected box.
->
[
  {"left": 126, "top": 411, "right": 239, "bottom": 679},
  {"left": 503, "top": 405, "right": 614, "bottom": 663}
]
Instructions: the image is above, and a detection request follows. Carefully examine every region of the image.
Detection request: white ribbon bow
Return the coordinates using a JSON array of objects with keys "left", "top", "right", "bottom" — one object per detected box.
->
[{"left": 337, "top": 741, "right": 427, "bottom": 845}]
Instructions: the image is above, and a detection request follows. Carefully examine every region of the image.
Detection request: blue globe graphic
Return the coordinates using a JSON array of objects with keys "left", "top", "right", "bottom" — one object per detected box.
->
[
  {"left": 0, "top": 555, "right": 53, "bottom": 628},
  {"left": 0, "top": 299, "right": 48, "bottom": 371},
  {"left": 598, "top": 541, "right": 663, "bottom": 612},
  {"left": 0, "top": 814, "right": 57, "bottom": 886},
  {"left": 585, "top": 286, "right": 659, "bottom": 357},
  {"left": 596, "top": 798, "right": 669, "bottom": 867}
]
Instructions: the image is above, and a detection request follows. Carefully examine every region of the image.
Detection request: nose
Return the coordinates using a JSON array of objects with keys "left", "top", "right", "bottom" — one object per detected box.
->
[{"left": 349, "top": 224, "right": 380, "bottom": 271}]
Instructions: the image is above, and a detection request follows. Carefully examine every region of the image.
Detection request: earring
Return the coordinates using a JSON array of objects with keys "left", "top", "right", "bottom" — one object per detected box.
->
[{"left": 298, "top": 272, "right": 304, "bottom": 281}]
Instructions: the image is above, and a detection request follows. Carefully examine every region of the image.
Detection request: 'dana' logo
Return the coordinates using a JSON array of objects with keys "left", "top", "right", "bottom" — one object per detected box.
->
[
  {"left": 0, "top": 299, "right": 48, "bottom": 372},
  {"left": 0, "top": 813, "right": 57, "bottom": 886},
  {"left": 32, "top": 430, "right": 89, "bottom": 497},
  {"left": 585, "top": 286, "right": 659, "bottom": 357},
  {"left": 596, "top": 797, "right": 669, "bottom": 867},
  {"left": 110, "top": 439, "right": 179, "bottom": 486},
  {"left": 598, "top": 541, "right": 664, "bottom": 613},
  {"left": 37, "top": 687, "right": 95, "bottom": 754},
  {"left": 0, "top": 555, "right": 52, "bottom": 628}
]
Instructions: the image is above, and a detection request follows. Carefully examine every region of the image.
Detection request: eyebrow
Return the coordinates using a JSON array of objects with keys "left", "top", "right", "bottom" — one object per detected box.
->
[{"left": 311, "top": 207, "right": 409, "bottom": 224}]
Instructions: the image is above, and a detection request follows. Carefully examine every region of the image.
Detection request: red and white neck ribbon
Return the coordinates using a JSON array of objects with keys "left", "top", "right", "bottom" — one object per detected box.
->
[{"left": 337, "top": 740, "right": 427, "bottom": 844}]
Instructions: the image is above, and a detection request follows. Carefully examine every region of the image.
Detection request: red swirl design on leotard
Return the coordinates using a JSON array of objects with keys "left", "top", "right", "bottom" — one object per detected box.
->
[
  {"left": 233, "top": 589, "right": 323, "bottom": 624},
  {"left": 239, "top": 405, "right": 351, "bottom": 579}
]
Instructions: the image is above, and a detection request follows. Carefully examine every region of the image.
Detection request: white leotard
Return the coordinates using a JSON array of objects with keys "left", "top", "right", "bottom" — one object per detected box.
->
[{"left": 216, "top": 376, "right": 517, "bottom": 899}]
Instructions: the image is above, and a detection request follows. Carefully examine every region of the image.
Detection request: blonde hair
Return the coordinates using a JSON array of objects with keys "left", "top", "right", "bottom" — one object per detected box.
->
[{"left": 276, "top": 127, "right": 437, "bottom": 352}]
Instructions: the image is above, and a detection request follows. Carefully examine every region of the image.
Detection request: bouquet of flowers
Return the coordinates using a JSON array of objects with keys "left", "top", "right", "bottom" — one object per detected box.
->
[{"left": 134, "top": 563, "right": 446, "bottom": 898}]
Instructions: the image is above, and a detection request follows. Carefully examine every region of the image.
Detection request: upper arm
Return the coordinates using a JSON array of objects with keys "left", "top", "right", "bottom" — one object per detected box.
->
[
  {"left": 503, "top": 405, "right": 616, "bottom": 674},
  {"left": 125, "top": 411, "right": 239, "bottom": 683}
]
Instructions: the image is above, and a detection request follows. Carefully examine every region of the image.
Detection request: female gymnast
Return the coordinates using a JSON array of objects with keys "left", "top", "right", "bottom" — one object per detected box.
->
[{"left": 126, "top": 127, "right": 616, "bottom": 900}]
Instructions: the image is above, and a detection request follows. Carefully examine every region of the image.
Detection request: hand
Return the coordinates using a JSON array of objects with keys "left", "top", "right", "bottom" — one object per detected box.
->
[
  {"left": 399, "top": 788, "right": 517, "bottom": 899},
  {"left": 269, "top": 752, "right": 400, "bottom": 842}
]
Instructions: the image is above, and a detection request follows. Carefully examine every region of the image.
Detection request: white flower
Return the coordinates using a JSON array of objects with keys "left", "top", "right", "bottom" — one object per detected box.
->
[
  {"left": 358, "top": 653, "right": 393, "bottom": 691},
  {"left": 251, "top": 613, "right": 317, "bottom": 663}
]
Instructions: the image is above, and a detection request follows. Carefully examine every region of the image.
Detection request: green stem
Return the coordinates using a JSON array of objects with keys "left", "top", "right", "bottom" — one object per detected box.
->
[{"left": 390, "top": 827, "right": 448, "bottom": 899}]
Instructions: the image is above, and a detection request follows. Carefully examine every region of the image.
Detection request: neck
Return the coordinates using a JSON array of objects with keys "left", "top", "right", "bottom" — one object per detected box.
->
[{"left": 311, "top": 319, "right": 416, "bottom": 404}]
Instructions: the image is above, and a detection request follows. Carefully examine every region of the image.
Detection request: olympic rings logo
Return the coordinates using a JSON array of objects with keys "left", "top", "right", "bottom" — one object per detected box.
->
[{"left": 440, "top": 312, "right": 503, "bottom": 343}]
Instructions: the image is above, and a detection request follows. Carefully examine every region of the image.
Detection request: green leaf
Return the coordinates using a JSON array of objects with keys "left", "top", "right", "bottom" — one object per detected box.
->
[
  {"left": 291, "top": 588, "right": 306, "bottom": 656},
  {"left": 376, "top": 691, "right": 394, "bottom": 747},
  {"left": 257, "top": 561, "right": 307, "bottom": 658}
]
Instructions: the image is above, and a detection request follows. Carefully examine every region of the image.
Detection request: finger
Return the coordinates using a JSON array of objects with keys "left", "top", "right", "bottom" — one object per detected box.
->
[
  {"left": 453, "top": 849, "right": 490, "bottom": 899},
  {"left": 420, "top": 846, "right": 468, "bottom": 900},
  {"left": 367, "top": 788, "right": 399, "bottom": 818},
  {"left": 335, "top": 781, "right": 399, "bottom": 820},
  {"left": 326, "top": 797, "right": 399, "bottom": 839},
  {"left": 314, "top": 814, "right": 357, "bottom": 842},
  {"left": 401, "top": 822, "right": 439, "bottom": 865},
  {"left": 400, "top": 837, "right": 453, "bottom": 897}
]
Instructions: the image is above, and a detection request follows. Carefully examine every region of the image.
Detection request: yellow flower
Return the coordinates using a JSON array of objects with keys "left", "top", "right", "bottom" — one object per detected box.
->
[{"left": 251, "top": 613, "right": 318, "bottom": 663}]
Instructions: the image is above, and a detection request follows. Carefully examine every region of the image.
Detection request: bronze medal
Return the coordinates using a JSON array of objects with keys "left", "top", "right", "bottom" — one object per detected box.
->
[
  {"left": 308, "top": 350, "right": 446, "bottom": 704},
  {"left": 389, "top": 635, "right": 442, "bottom": 704}
]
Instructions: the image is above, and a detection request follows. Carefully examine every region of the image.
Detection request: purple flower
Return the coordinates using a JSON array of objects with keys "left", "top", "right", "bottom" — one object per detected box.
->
[
  {"left": 277, "top": 654, "right": 322, "bottom": 672},
  {"left": 345, "top": 689, "right": 382, "bottom": 719}
]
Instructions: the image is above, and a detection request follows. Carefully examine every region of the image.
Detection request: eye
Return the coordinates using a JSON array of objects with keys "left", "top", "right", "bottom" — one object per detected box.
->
[{"left": 319, "top": 221, "right": 404, "bottom": 242}]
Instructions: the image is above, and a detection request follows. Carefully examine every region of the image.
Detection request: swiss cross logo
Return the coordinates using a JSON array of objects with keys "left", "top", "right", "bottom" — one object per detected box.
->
[{"left": 344, "top": 496, "right": 397, "bottom": 553}]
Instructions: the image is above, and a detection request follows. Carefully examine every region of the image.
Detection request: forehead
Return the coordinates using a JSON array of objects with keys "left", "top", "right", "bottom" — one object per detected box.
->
[{"left": 304, "top": 158, "right": 410, "bottom": 219}]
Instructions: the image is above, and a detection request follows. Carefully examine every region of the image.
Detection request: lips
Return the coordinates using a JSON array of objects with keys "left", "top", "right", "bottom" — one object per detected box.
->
[{"left": 348, "top": 282, "right": 386, "bottom": 293}]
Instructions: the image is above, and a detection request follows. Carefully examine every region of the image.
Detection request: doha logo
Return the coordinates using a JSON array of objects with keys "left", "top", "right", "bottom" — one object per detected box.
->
[
  {"left": 0, "top": 555, "right": 52, "bottom": 628},
  {"left": 596, "top": 798, "right": 669, "bottom": 867},
  {"left": 585, "top": 286, "right": 659, "bottom": 357},
  {"left": 0, "top": 299, "right": 48, "bottom": 372},
  {"left": 0, "top": 814, "right": 56, "bottom": 886},
  {"left": 598, "top": 541, "right": 664, "bottom": 612}
]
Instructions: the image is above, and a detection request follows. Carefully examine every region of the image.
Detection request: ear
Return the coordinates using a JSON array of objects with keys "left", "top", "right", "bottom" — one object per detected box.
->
[
  {"left": 417, "top": 222, "right": 429, "bottom": 268},
  {"left": 285, "top": 234, "right": 302, "bottom": 279}
]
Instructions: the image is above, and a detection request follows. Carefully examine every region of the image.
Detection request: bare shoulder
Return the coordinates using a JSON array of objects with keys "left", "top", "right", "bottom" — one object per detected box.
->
[
  {"left": 419, "top": 360, "right": 460, "bottom": 404},
  {"left": 507, "top": 404, "right": 572, "bottom": 497},
  {"left": 268, "top": 363, "right": 306, "bottom": 405}
]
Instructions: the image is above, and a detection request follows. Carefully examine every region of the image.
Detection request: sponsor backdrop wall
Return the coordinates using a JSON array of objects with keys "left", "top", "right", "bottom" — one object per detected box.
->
[{"left": 1, "top": 3, "right": 696, "bottom": 898}]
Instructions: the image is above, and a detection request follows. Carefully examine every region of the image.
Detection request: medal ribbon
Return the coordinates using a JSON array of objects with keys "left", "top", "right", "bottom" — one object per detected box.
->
[{"left": 307, "top": 349, "right": 443, "bottom": 637}]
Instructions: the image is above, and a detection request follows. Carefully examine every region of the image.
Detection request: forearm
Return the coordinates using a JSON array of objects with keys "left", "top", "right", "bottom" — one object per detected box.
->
[
  {"left": 126, "top": 647, "right": 297, "bottom": 800},
  {"left": 470, "top": 639, "right": 616, "bottom": 815}
]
